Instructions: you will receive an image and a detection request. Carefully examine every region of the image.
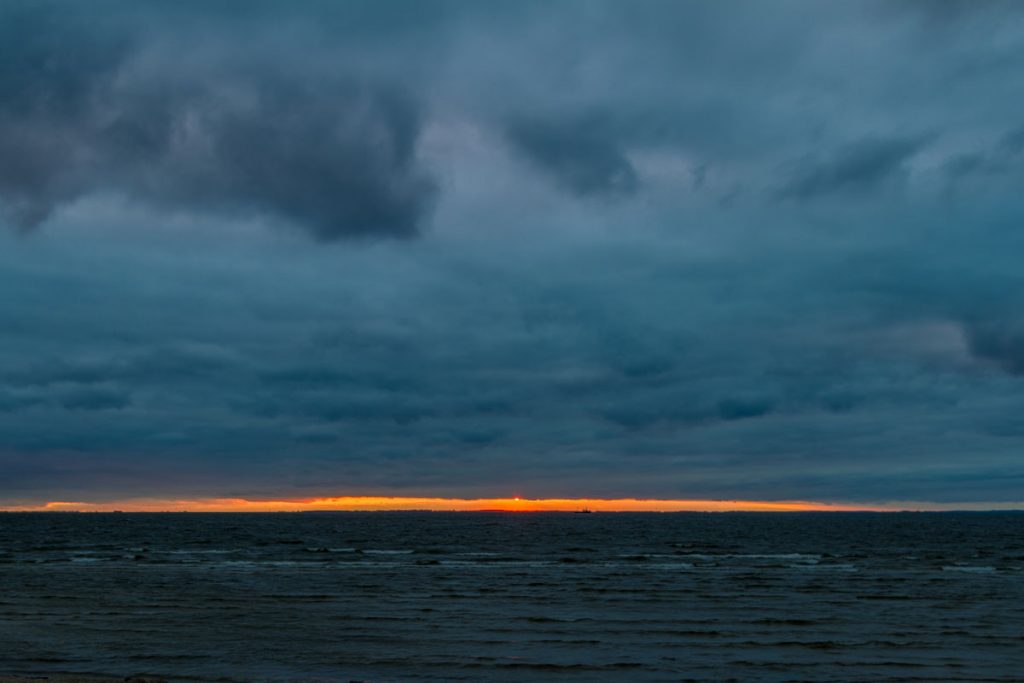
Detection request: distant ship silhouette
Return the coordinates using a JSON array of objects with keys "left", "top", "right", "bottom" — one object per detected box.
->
[{"left": 574, "top": 507, "right": 593, "bottom": 514}]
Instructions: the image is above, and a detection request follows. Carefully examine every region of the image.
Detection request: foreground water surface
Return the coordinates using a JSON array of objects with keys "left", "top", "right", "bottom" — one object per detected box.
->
[{"left": 0, "top": 512, "right": 1022, "bottom": 682}]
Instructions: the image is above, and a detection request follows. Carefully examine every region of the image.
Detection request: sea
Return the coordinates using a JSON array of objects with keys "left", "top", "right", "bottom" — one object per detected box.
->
[{"left": 0, "top": 512, "right": 1022, "bottom": 682}]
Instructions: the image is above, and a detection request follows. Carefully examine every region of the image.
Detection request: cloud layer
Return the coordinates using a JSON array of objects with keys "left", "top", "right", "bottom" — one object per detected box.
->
[
  {"left": 0, "top": 2, "right": 437, "bottom": 239},
  {"left": 3, "top": 1, "right": 1024, "bottom": 506}
]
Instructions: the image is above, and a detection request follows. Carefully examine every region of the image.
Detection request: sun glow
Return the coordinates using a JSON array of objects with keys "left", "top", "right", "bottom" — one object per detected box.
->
[{"left": 0, "top": 496, "right": 983, "bottom": 513}]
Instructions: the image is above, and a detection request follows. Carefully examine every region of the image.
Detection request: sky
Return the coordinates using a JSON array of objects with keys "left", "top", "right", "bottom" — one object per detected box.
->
[{"left": 3, "top": 0, "right": 1024, "bottom": 510}]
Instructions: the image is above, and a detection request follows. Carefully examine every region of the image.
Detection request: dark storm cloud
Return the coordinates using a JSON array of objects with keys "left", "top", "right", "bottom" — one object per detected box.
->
[
  {"left": 779, "top": 136, "right": 930, "bottom": 200},
  {"left": 964, "top": 324, "right": 1024, "bottom": 376},
  {"left": 944, "top": 126, "right": 1024, "bottom": 187},
  {"left": 4, "top": 345, "right": 243, "bottom": 388},
  {"left": 717, "top": 397, "right": 774, "bottom": 421},
  {"left": 505, "top": 117, "right": 639, "bottom": 197},
  {"left": 59, "top": 387, "right": 131, "bottom": 412},
  {"left": 0, "top": 3, "right": 436, "bottom": 240},
  {"left": 0, "top": 4, "right": 131, "bottom": 228},
  {"left": 0, "top": 390, "right": 42, "bottom": 413},
  {"left": 0, "top": 1, "right": 992, "bottom": 235}
]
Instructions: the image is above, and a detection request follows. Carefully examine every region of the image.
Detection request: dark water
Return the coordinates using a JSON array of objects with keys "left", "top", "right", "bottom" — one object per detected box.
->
[{"left": 0, "top": 512, "right": 1022, "bottom": 682}]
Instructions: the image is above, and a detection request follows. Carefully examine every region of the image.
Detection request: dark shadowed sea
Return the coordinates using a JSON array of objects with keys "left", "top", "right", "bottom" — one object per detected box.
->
[{"left": 0, "top": 512, "right": 1022, "bottom": 682}]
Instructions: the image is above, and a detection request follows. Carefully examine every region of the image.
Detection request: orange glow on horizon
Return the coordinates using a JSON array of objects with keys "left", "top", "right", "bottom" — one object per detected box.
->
[{"left": 1, "top": 495, "right": 1016, "bottom": 513}]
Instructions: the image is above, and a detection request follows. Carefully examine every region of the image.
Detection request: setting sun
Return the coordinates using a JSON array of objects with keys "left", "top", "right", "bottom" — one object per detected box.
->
[{"left": 2, "top": 496, "right": 1011, "bottom": 513}]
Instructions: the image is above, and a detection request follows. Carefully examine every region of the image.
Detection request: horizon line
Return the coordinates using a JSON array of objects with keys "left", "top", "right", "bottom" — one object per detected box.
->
[{"left": 1, "top": 496, "right": 1023, "bottom": 513}]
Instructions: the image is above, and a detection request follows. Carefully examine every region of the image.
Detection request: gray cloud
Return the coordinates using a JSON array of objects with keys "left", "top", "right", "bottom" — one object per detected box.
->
[
  {"left": 717, "top": 397, "right": 774, "bottom": 421},
  {"left": 965, "top": 323, "right": 1024, "bottom": 375},
  {"left": 0, "top": 4, "right": 131, "bottom": 228},
  {"left": 505, "top": 117, "right": 639, "bottom": 197},
  {"left": 779, "top": 135, "right": 930, "bottom": 200},
  {"left": 0, "top": 3, "right": 437, "bottom": 240},
  {"left": 59, "top": 387, "right": 131, "bottom": 412},
  {"left": 944, "top": 126, "right": 1024, "bottom": 187}
]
